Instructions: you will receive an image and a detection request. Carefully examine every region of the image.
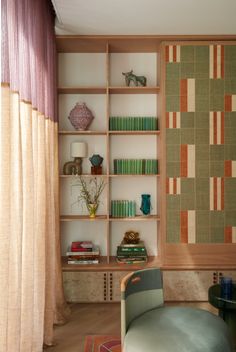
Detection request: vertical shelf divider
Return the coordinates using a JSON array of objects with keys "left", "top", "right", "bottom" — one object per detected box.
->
[{"left": 106, "top": 42, "right": 111, "bottom": 264}]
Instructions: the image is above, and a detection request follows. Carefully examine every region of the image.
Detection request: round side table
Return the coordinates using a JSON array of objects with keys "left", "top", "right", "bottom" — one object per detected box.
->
[{"left": 209, "top": 284, "right": 236, "bottom": 346}]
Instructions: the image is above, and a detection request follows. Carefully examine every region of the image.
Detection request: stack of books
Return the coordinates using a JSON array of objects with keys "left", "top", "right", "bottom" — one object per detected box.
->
[
  {"left": 111, "top": 200, "right": 136, "bottom": 217},
  {"left": 113, "top": 159, "right": 158, "bottom": 175},
  {"left": 109, "top": 116, "right": 158, "bottom": 131},
  {"left": 116, "top": 240, "right": 148, "bottom": 264},
  {"left": 66, "top": 241, "right": 100, "bottom": 264}
]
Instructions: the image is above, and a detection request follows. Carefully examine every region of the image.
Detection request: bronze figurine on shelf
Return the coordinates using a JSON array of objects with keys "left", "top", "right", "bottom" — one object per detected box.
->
[
  {"left": 122, "top": 70, "right": 147, "bottom": 87},
  {"left": 123, "top": 231, "right": 140, "bottom": 244}
]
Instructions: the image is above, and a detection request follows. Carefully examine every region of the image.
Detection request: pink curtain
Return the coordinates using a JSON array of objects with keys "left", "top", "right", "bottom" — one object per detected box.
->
[{"left": 0, "top": 0, "right": 69, "bottom": 350}]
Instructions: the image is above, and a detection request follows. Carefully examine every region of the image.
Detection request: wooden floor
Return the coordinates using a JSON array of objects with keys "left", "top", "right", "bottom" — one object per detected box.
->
[{"left": 46, "top": 302, "right": 217, "bottom": 352}]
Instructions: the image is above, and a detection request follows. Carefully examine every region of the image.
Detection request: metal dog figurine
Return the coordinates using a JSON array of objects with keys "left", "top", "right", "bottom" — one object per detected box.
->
[{"left": 122, "top": 70, "right": 147, "bottom": 87}]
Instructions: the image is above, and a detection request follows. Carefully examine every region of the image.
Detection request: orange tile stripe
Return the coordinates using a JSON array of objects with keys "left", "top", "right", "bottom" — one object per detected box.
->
[
  {"left": 225, "top": 95, "right": 232, "bottom": 111},
  {"left": 210, "top": 177, "right": 224, "bottom": 210},
  {"left": 210, "top": 45, "right": 224, "bottom": 79},
  {"left": 210, "top": 112, "right": 224, "bottom": 145},
  {"left": 224, "top": 226, "right": 232, "bottom": 243},
  {"left": 180, "top": 211, "right": 188, "bottom": 243},
  {"left": 165, "top": 45, "right": 180, "bottom": 62},
  {"left": 225, "top": 160, "right": 232, "bottom": 177},
  {"left": 166, "top": 112, "right": 180, "bottom": 128},
  {"left": 166, "top": 178, "right": 180, "bottom": 194}
]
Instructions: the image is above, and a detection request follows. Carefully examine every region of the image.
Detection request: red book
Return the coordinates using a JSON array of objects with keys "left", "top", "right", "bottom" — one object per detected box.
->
[{"left": 71, "top": 241, "right": 93, "bottom": 250}]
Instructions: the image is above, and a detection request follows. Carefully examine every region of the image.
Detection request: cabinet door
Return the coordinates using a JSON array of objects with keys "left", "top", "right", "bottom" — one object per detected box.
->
[
  {"left": 108, "top": 271, "right": 132, "bottom": 302},
  {"left": 63, "top": 272, "right": 107, "bottom": 302},
  {"left": 163, "top": 271, "right": 215, "bottom": 301}
]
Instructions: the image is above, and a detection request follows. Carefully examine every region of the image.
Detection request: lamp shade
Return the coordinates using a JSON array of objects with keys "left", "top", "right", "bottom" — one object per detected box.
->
[{"left": 71, "top": 142, "right": 87, "bottom": 158}]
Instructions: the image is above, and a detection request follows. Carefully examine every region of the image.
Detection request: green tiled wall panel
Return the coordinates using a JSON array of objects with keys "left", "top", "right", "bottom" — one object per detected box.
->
[{"left": 165, "top": 44, "right": 236, "bottom": 243}]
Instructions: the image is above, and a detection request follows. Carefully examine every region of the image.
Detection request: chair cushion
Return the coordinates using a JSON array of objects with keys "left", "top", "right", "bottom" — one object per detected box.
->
[{"left": 124, "top": 306, "right": 233, "bottom": 352}]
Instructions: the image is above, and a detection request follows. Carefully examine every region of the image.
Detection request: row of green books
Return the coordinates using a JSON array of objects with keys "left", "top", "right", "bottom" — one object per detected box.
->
[
  {"left": 114, "top": 159, "right": 158, "bottom": 174},
  {"left": 109, "top": 116, "right": 158, "bottom": 131},
  {"left": 111, "top": 200, "right": 136, "bottom": 217},
  {"left": 116, "top": 240, "right": 148, "bottom": 264}
]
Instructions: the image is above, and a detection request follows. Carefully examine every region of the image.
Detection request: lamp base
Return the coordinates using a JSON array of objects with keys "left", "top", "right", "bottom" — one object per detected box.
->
[{"left": 63, "top": 157, "right": 82, "bottom": 175}]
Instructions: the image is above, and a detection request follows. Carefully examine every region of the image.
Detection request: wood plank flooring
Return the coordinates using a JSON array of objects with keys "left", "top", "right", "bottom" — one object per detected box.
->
[{"left": 46, "top": 302, "right": 217, "bottom": 352}]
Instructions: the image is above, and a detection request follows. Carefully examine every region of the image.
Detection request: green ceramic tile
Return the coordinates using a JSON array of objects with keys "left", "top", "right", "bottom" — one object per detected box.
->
[
  {"left": 195, "top": 112, "right": 209, "bottom": 129},
  {"left": 196, "top": 145, "right": 209, "bottom": 160},
  {"left": 196, "top": 160, "right": 209, "bottom": 177},
  {"left": 181, "top": 112, "right": 195, "bottom": 128},
  {"left": 181, "top": 128, "right": 195, "bottom": 144},
  {"left": 165, "top": 79, "right": 180, "bottom": 96},
  {"left": 225, "top": 80, "right": 236, "bottom": 95},
  {"left": 210, "top": 162, "right": 225, "bottom": 176},
  {"left": 225, "top": 61, "right": 236, "bottom": 79},
  {"left": 225, "top": 127, "right": 236, "bottom": 145},
  {"left": 225, "top": 144, "right": 236, "bottom": 160},
  {"left": 195, "top": 129, "right": 209, "bottom": 145},
  {"left": 180, "top": 63, "right": 195, "bottom": 78},
  {"left": 210, "top": 227, "right": 224, "bottom": 243},
  {"left": 196, "top": 210, "right": 209, "bottom": 227},
  {"left": 225, "top": 112, "right": 236, "bottom": 129},
  {"left": 195, "top": 61, "right": 209, "bottom": 78},
  {"left": 196, "top": 178, "right": 209, "bottom": 194},
  {"left": 210, "top": 79, "right": 224, "bottom": 96},
  {"left": 166, "top": 162, "right": 180, "bottom": 177},
  {"left": 196, "top": 229, "right": 210, "bottom": 243},
  {"left": 210, "top": 95, "right": 224, "bottom": 111},
  {"left": 181, "top": 193, "right": 195, "bottom": 210},
  {"left": 195, "top": 46, "right": 209, "bottom": 63},
  {"left": 181, "top": 46, "right": 194, "bottom": 62},
  {"left": 225, "top": 45, "right": 236, "bottom": 61},
  {"left": 225, "top": 211, "right": 236, "bottom": 226},
  {"left": 196, "top": 192, "right": 209, "bottom": 210},
  {"left": 166, "top": 129, "right": 180, "bottom": 145},
  {"left": 195, "top": 79, "right": 209, "bottom": 96},
  {"left": 225, "top": 178, "right": 236, "bottom": 210},
  {"left": 167, "top": 195, "right": 181, "bottom": 210},
  {"left": 210, "top": 145, "right": 225, "bottom": 161},
  {"left": 195, "top": 96, "right": 209, "bottom": 112},
  {"left": 181, "top": 178, "right": 195, "bottom": 194},
  {"left": 167, "top": 211, "right": 180, "bottom": 243},
  {"left": 166, "top": 96, "right": 180, "bottom": 112},
  {"left": 166, "top": 145, "right": 180, "bottom": 162},
  {"left": 210, "top": 211, "right": 225, "bottom": 227},
  {"left": 166, "top": 63, "right": 180, "bottom": 79}
]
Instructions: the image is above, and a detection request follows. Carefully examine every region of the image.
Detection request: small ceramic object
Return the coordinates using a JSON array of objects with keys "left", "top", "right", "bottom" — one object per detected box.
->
[
  {"left": 140, "top": 194, "right": 151, "bottom": 215},
  {"left": 89, "top": 154, "right": 103, "bottom": 167},
  {"left": 68, "top": 102, "right": 94, "bottom": 130},
  {"left": 122, "top": 70, "right": 147, "bottom": 87}
]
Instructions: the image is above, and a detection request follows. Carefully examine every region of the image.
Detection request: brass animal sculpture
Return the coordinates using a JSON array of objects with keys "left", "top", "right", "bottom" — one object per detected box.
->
[{"left": 122, "top": 70, "right": 147, "bottom": 87}]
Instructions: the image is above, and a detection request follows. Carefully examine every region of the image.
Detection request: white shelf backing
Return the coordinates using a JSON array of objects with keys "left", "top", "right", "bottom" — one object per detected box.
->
[
  {"left": 109, "top": 53, "right": 157, "bottom": 87},
  {"left": 60, "top": 221, "right": 107, "bottom": 256},
  {"left": 60, "top": 179, "right": 108, "bottom": 216},
  {"left": 59, "top": 94, "right": 107, "bottom": 131},
  {"left": 59, "top": 134, "right": 107, "bottom": 175},
  {"left": 109, "top": 94, "right": 157, "bottom": 116},
  {"left": 58, "top": 53, "right": 106, "bottom": 87}
]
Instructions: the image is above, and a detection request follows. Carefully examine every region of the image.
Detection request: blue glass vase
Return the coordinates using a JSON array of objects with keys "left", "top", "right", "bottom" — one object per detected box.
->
[{"left": 140, "top": 194, "right": 151, "bottom": 215}]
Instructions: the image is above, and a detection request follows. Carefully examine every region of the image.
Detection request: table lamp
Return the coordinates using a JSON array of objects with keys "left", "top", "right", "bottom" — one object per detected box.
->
[{"left": 63, "top": 142, "right": 87, "bottom": 175}]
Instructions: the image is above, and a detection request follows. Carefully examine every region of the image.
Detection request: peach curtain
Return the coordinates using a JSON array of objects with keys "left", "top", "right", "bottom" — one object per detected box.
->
[{"left": 0, "top": 0, "right": 69, "bottom": 351}]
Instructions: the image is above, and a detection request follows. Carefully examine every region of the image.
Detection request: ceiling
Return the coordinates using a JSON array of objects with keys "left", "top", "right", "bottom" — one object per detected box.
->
[{"left": 52, "top": 0, "right": 236, "bottom": 36}]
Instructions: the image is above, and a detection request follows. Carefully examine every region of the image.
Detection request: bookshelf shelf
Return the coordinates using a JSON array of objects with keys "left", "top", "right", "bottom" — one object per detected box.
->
[
  {"left": 109, "top": 215, "right": 160, "bottom": 222},
  {"left": 60, "top": 215, "right": 108, "bottom": 221},
  {"left": 109, "top": 86, "right": 160, "bottom": 94},
  {"left": 59, "top": 130, "right": 107, "bottom": 135},
  {"left": 58, "top": 86, "right": 106, "bottom": 94},
  {"left": 108, "top": 131, "right": 160, "bottom": 135}
]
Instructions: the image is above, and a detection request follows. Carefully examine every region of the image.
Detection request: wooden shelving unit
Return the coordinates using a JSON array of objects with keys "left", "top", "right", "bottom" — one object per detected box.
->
[{"left": 57, "top": 36, "right": 161, "bottom": 274}]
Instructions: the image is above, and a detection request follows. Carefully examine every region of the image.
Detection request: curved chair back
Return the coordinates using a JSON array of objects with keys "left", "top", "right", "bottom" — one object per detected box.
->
[{"left": 121, "top": 268, "right": 164, "bottom": 344}]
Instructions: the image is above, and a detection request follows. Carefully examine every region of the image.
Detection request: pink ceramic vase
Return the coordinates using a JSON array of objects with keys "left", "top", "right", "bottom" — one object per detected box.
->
[{"left": 68, "top": 102, "right": 94, "bottom": 130}]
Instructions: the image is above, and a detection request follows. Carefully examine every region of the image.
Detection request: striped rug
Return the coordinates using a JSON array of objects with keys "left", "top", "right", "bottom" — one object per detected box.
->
[{"left": 84, "top": 335, "right": 121, "bottom": 352}]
